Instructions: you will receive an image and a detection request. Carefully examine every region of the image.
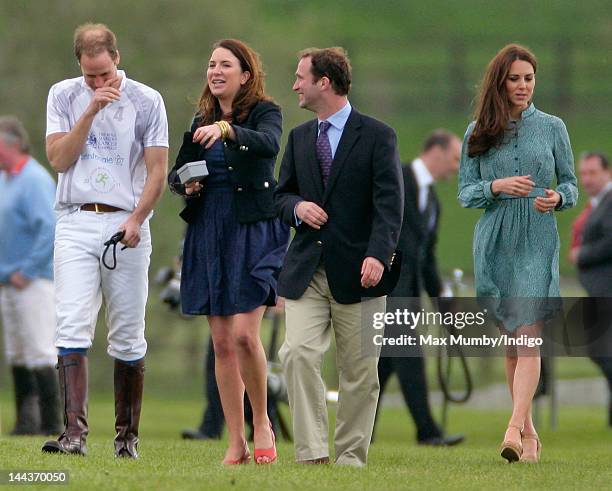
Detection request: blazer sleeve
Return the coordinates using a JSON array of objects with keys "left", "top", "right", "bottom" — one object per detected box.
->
[
  {"left": 577, "top": 204, "right": 612, "bottom": 267},
  {"left": 274, "top": 128, "right": 303, "bottom": 228},
  {"left": 365, "top": 125, "right": 404, "bottom": 267},
  {"left": 168, "top": 130, "right": 203, "bottom": 197},
  {"left": 229, "top": 102, "right": 282, "bottom": 159},
  {"left": 457, "top": 123, "right": 498, "bottom": 209}
]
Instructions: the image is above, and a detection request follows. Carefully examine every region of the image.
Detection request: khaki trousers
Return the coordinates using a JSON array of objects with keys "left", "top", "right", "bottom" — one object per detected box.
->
[{"left": 279, "top": 266, "right": 385, "bottom": 466}]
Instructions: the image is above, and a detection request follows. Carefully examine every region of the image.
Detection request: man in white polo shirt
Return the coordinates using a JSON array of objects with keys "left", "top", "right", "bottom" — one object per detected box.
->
[{"left": 41, "top": 23, "right": 168, "bottom": 458}]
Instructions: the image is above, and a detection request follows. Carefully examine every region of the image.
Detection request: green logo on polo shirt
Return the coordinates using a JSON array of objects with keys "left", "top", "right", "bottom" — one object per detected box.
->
[{"left": 90, "top": 167, "right": 118, "bottom": 194}]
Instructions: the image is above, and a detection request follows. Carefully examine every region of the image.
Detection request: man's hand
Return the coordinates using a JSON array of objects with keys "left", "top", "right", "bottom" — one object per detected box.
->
[
  {"left": 296, "top": 201, "right": 328, "bottom": 229},
  {"left": 534, "top": 189, "right": 561, "bottom": 213},
  {"left": 118, "top": 216, "right": 142, "bottom": 248},
  {"left": 491, "top": 175, "right": 535, "bottom": 196},
  {"left": 361, "top": 257, "right": 384, "bottom": 288},
  {"left": 9, "top": 271, "right": 30, "bottom": 290},
  {"left": 85, "top": 76, "right": 122, "bottom": 116}
]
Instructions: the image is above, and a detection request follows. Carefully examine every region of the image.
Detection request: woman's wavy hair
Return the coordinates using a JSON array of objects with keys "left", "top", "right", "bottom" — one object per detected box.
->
[
  {"left": 195, "top": 39, "right": 272, "bottom": 125},
  {"left": 468, "top": 44, "right": 537, "bottom": 157}
]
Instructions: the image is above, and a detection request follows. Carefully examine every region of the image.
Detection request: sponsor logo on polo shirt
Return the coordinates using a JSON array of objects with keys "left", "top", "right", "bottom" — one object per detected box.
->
[
  {"left": 88, "top": 167, "right": 118, "bottom": 194},
  {"left": 86, "top": 131, "right": 118, "bottom": 151}
]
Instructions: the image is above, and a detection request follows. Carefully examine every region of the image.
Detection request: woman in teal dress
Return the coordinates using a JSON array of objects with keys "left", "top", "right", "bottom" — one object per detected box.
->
[{"left": 458, "top": 44, "right": 577, "bottom": 463}]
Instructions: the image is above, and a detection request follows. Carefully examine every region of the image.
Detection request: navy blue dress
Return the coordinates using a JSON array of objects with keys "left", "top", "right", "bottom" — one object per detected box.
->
[{"left": 181, "top": 140, "right": 289, "bottom": 316}]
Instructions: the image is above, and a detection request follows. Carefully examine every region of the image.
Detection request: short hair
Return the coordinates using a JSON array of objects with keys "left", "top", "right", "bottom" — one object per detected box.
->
[
  {"left": 422, "top": 129, "right": 456, "bottom": 153},
  {"left": 299, "top": 47, "right": 352, "bottom": 96},
  {"left": 579, "top": 151, "right": 609, "bottom": 169},
  {"left": 74, "top": 23, "right": 118, "bottom": 61},
  {"left": 0, "top": 116, "right": 30, "bottom": 153}
]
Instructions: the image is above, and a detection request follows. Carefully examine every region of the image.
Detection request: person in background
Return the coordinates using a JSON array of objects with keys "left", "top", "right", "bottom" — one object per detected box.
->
[
  {"left": 0, "top": 116, "right": 61, "bottom": 436},
  {"left": 181, "top": 337, "right": 225, "bottom": 440},
  {"left": 169, "top": 39, "right": 289, "bottom": 465},
  {"left": 375, "top": 129, "right": 464, "bottom": 446},
  {"left": 458, "top": 44, "right": 577, "bottom": 463},
  {"left": 570, "top": 151, "right": 612, "bottom": 427}
]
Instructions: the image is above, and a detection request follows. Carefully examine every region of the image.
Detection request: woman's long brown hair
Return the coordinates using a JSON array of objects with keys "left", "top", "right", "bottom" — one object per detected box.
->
[
  {"left": 195, "top": 39, "right": 272, "bottom": 125},
  {"left": 468, "top": 44, "right": 537, "bottom": 157}
]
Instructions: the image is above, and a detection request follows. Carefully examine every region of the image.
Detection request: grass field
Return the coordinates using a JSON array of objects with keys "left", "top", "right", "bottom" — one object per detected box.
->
[
  {"left": 1, "top": 397, "right": 610, "bottom": 490},
  {"left": 1, "top": 3, "right": 612, "bottom": 487}
]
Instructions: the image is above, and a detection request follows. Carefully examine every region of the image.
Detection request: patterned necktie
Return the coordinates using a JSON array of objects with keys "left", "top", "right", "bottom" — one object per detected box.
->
[{"left": 316, "top": 121, "right": 333, "bottom": 186}]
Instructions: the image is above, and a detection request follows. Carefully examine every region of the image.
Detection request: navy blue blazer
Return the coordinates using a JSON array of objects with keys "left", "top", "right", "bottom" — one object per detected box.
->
[
  {"left": 274, "top": 108, "right": 404, "bottom": 304},
  {"left": 169, "top": 100, "right": 282, "bottom": 224}
]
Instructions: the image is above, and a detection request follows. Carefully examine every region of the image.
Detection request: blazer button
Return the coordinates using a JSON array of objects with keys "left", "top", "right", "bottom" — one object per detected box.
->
[
  {"left": 244, "top": 146, "right": 249, "bottom": 151},
  {"left": 240, "top": 145, "right": 246, "bottom": 151},
  {"left": 316, "top": 240, "right": 323, "bottom": 246},
  {"left": 228, "top": 166, "right": 234, "bottom": 171},
  {"left": 264, "top": 181, "right": 269, "bottom": 188},
  {"left": 223, "top": 142, "right": 227, "bottom": 147}
]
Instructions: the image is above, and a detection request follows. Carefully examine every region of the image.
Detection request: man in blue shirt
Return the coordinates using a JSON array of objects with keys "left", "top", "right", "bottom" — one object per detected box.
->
[{"left": 0, "top": 116, "right": 60, "bottom": 436}]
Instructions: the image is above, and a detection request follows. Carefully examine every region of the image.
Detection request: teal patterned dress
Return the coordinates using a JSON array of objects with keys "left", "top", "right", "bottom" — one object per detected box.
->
[{"left": 458, "top": 104, "right": 578, "bottom": 330}]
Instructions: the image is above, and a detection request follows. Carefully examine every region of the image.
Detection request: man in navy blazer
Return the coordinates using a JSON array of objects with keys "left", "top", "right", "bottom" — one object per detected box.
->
[
  {"left": 375, "top": 130, "right": 465, "bottom": 447},
  {"left": 275, "top": 47, "right": 403, "bottom": 466}
]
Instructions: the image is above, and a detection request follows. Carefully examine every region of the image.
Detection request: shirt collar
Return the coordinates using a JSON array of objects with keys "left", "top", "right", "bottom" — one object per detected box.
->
[
  {"left": 80, "top": 69, "right": 127, "bottom": 92},
  {"left": 318, "top": 101, "right": 352, "bottom": 131},
  {"left": 412, "top": 158, "right": 434, "bottom": 188},
  {"left": 591, "top": 181, "right": 612, "bottom": 208},
  {"left": 9, "top": 156, "right": 30, "bottom": 175},
  {"left": 521, "top": 103, "right": 536, "bottom": 119}
]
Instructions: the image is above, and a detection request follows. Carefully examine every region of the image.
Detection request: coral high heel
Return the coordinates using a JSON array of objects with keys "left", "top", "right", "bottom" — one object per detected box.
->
[
  {"left": 254, "top": 422, "right": 277, "bottom": 465},
  {"left": 223, "top": 441, "right": 251, "bottom": 465}
]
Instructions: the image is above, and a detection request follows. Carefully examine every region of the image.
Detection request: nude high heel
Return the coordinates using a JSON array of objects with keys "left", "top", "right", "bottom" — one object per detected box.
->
[
  {"left": 520, "top": 433, "right": 541, "bottom": 463},
  {"left": 500, "top": 424, "right": 523, "bottom": 463}
]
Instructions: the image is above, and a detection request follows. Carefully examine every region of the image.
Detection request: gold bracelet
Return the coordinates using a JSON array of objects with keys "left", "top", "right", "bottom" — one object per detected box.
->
[
  {"left": 214, "top": 120, "right": 231, "bottom": 141},
  {"left": 221, "top": 120, "right": 231, "bottom": 140},
  {"left": 213, "top": 121, "right": 226, "bottom": 140}
]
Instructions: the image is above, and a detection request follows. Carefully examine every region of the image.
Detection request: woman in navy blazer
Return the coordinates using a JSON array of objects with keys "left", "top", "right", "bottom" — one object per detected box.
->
[{"left": 169, "top": 39, "right": 288, "bottom": 465}]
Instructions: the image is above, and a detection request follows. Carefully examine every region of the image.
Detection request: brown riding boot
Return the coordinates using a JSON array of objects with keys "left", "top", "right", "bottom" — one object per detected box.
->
[
  {"left": 113, "top": 359, "right": 145, "bottom": 459},
  {"left": 41, "top": 353, "right": 89, "bottom": 456}
]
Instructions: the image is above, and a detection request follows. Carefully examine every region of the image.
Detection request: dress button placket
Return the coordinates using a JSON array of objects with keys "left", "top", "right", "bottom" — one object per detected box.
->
[{"left": 514, "top": 127, "right": 519, "bottom": 173}]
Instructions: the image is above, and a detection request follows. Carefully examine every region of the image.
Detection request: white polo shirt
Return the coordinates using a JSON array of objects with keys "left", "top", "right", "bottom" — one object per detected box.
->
[{"left": 46, "top": 70, "right": 168, "bottom": 214}]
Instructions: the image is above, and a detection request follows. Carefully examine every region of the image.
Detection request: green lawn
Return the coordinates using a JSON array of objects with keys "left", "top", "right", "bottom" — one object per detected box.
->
[{"left": 1, "top": 397, "right": 610, "bottom": 490}]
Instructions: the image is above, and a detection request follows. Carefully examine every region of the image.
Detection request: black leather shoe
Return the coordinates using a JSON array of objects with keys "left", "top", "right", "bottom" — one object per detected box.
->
[
  {"left": 418, "top": 434, "right": 465, "bottom": 446},
  {"left": 181, "top": 429, "right": 221, "bottom": 440}
]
